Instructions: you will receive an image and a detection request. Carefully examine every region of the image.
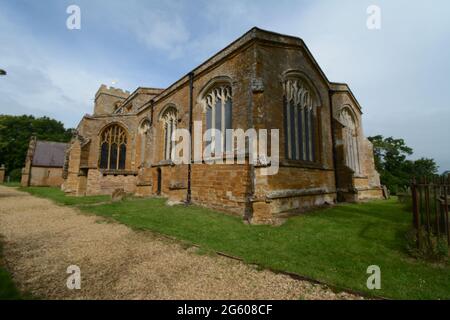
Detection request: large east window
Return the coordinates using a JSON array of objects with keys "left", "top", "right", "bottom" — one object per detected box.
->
[
  {"left": 339, "top": 108, "right": 360, "bottom": 174},
  {"left": 99, "top": 124, "right": 127, "bottom": 170},
  {"left": 283, "top": 77, "right": 318, "bottom": 162},
  {"left": 138, "top": 119, "right": 151, "bottom": 166},
  {"left": 204, "top": 84, "right": 232, "bottom": 154},
  {"left": 161, "top": 107, "right": 177, "bottom": 161}
]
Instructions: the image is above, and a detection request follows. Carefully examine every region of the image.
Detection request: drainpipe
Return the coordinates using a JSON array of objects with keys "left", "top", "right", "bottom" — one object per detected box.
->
[
  {"left": 329, "top": 90, "right": 340, "bottom": 202},
  {"left": 149, "top": 98, "right": 155, "bottom": 170},
  {"left": 186, "top": 72, "right": 194, "bottom": 204},
  {"left": 245, "top": 44, "right": 259, "bottom": 222},
  {"left": 246, "top": 92, "right": 256, "bottom": 222}
]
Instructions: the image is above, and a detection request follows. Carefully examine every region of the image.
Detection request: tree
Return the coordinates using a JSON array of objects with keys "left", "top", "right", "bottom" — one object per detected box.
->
[
  {"left": 409, "top": 158, "right": 438, "bottom": 178},
  {"left": 369, "top": 135, "right": 413, "bottom": 171},
  {"left": 0, "top": 115, "right": 74, "bottom": 180},
  {"left": 368, "top": 135, "right": 438, "bottom": 193}
]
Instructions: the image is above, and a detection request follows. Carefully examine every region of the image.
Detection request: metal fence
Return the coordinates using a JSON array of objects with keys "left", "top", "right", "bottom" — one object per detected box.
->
[{"left": 410, "top": 177, "right": 450, "bottom": 247}]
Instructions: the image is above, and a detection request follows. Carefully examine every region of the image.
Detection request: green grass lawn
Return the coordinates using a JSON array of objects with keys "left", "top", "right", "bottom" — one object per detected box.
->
[
  {"left": 19, "top": 186, "right": 110, "bottom": 206},
  {"left": 10, "top": 186, "right": 450, "bottom": 299},
  {"left": 1, "top": 182, "right": 21, "bottom": 188}
]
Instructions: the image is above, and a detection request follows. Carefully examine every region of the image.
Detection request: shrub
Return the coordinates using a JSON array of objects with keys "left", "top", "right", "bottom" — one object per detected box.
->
[
  {"left": 8, "top": 168, "right": 22, "bottom": 182},
  {"left": 406, "top": 227, "right": 448, "bottom": 262}
]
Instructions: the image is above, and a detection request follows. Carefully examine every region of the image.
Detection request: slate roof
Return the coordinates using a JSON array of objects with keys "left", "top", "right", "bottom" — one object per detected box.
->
[{"left": 32, "top": 141, "right": 68, "bottom": 167}]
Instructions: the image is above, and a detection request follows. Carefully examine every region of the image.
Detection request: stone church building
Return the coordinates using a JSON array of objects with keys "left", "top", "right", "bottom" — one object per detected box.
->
[
  {"left": 22, "top": 137, "right": 67, "bottom": 187},
  {"left": 62, "top": 28, "right": 383, "bottom": 223}
]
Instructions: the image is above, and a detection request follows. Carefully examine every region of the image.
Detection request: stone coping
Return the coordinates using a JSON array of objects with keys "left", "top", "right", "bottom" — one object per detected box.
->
[
  {"left": 266, "top": 187, "right": 336, "bottom": 200},
  {"left": 100, "top": 170, "right": 138, "bottom": 176}
]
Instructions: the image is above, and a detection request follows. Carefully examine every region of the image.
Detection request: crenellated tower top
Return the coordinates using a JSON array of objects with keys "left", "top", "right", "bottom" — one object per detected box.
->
[{"left": 93, "top": 84, "right": 131, "bottom": 115}]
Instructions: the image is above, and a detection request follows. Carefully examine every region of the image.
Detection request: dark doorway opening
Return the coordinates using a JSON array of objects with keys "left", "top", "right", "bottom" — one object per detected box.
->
[{"left": 157, "top": 168, "right": 162, "bottom": 195}]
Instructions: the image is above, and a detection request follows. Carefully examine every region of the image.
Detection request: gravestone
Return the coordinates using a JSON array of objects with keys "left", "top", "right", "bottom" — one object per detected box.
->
[{"left": 112, "top": 188, "right": 126, "bottom": 202}]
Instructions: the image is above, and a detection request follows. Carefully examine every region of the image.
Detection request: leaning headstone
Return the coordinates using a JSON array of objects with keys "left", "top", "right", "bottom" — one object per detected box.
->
[
  {"left": 111, "top": 188, "right": 126, "bottom": 202},
  {"left": 382, "top": 185, "right": 390, "bottom": 199}
]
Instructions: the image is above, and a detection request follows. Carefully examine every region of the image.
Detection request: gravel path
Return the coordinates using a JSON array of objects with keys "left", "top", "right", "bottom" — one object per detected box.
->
[{"left": 0, "top": 186, "right": 360, "bottom": 300}]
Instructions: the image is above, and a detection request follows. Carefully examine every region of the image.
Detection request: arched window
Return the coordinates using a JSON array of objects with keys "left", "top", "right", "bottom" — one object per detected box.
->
[
  {"left": 283, "top": 77, "right": 319, "bottom": 162},
  {"left": 339, "top": 108, "right": 360, "bottom": 174},
  {"left": 161, "top": 107, "right": 177, "bottom": 161},
  {"left": 138, "top": 119, "right": 151, "bottom": 166},
  {"left": 99, "top": 124, "right": 127, "bottom": 170},
  {"left": 139, "top": 119, "right": 151, "bottom": 134},
  {"left": 204, "top": 84, "right": 232, "bottom": 154}
]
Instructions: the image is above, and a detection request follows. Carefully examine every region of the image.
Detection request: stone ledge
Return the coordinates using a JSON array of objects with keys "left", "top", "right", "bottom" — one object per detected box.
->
[
  {"left": 355, "top": 186, "right": 383, "bottom": 192},
  {"left": 152, "top": 160, "right": 175, "bottom": 167},
  {"left": 136, "top": 182, "right": 152, "bottom": 187},
  {"left": 100, "top": 170, "right": 138, "bottom": 176},
  {"left": 267, "top": 187, "right": 336, "bottom": 200},
  {"left": 279, "top": 160, "right": 333, "bottom": 171}
]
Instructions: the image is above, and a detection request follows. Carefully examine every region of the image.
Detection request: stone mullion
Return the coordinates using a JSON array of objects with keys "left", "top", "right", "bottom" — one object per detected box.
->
[
  {"left": 355, "top": 133, "right": 360, "bottom": 173},
  {"left": 286, "top": 100, "right": 291, "bottom": 159},
  {"left": 311, "top": 108, "right": 316, "bottom": 162},
  {"left": 347, "top": 129, "right": 354, "bottom": 171},
  {"left": 168, "top": 120, "right": 172, "bottom": 161},
  {"left": 211, "top": 93, "right": 216, "bottom": 154},
  {"left": 115, "top": 143, "right": 120, "bottom": 170},
  {"left": 164, "top": 122, "right": 169, "bottom": 160},
  {"left": 352, "top": 131, "right": 360, "bottom": 174},
  {"left": 344, "top": 128, "right": 350, "bottom": 169},
  {"left": 167, "top": 120, "right": 170, "bottom": 161},
  {"left": 221, "top": 89, "right": 226, "bottom": 154},
  {"left": 301, "top": 106, "right": 306, "bottom": 161},
  {"left": 168, "top": 121, "right": 171, "bottom": 160},
  {"left": 294, "top": 103, "right": 299, "bottom": 160},
  {"left": 107, "top": 130, "right": 112, "bottom": 170},
  {"left": 351, "top": 131, "right": 356, "bottom": 172},
  {"left": 307, "top": 107, "right": 313, "bottom": 162},
  {"left": 170, "top": 119, "right": 175, "bottom": 160},
  {"left": 140, "top": 133, "right": 145, "bottom": 165}
]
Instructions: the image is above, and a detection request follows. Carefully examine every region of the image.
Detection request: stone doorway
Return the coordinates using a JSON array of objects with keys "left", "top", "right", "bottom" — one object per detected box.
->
[{"left": 156, "top": 168, "right": 162, "bottom": 195}]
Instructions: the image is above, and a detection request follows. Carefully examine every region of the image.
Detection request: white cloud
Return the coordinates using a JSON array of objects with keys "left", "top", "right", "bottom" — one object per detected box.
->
[
  {"left": 1, "top": 0, "right": 449, "bottom": 171},
  {"left": 133, "top": 10, "right": 189, "bottom": 52},
  {"left": 0, "top": 10, "right": 111, "bottom": 127},
  {"left": 96, "top": 0, "right": 190, "bottom": 59},
  {"left": 239, "top": 0, "right": 450, "bottom": 171}
]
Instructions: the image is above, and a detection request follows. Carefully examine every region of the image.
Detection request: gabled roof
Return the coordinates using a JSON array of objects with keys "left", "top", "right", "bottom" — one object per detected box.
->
[
  {"left": 136, "top": 27, "right": 359, "bottom": 114},
  {"left": 82, "top": 27, "right": 363, "bottom": 118},
  {"left": 120, "top": 87, "right": 165, "bottom": 107},
  {"left": 32, "top": 141, "right": 67, "bottom": 167},
  {"left": 330, "top": 82, "right": 363, "bottom": 113}
]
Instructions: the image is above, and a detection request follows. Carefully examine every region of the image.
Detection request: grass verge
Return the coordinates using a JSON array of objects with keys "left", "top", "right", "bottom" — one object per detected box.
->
[
  {"left": 13, "top": 186, "right": 450, "bottom": 299},
  {"left": 1, "top": 182, "right": 21, "bottom": 188}
]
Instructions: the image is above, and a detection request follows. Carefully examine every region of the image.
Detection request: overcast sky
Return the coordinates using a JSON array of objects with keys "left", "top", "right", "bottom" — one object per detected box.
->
[{"left": 0, "top": 0, "right": 449, "bottom": 171}]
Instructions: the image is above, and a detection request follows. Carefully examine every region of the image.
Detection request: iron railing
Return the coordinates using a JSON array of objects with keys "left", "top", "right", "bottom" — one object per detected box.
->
[{"left": 410, "top": 177, "right": 450, "bottom": 247}]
